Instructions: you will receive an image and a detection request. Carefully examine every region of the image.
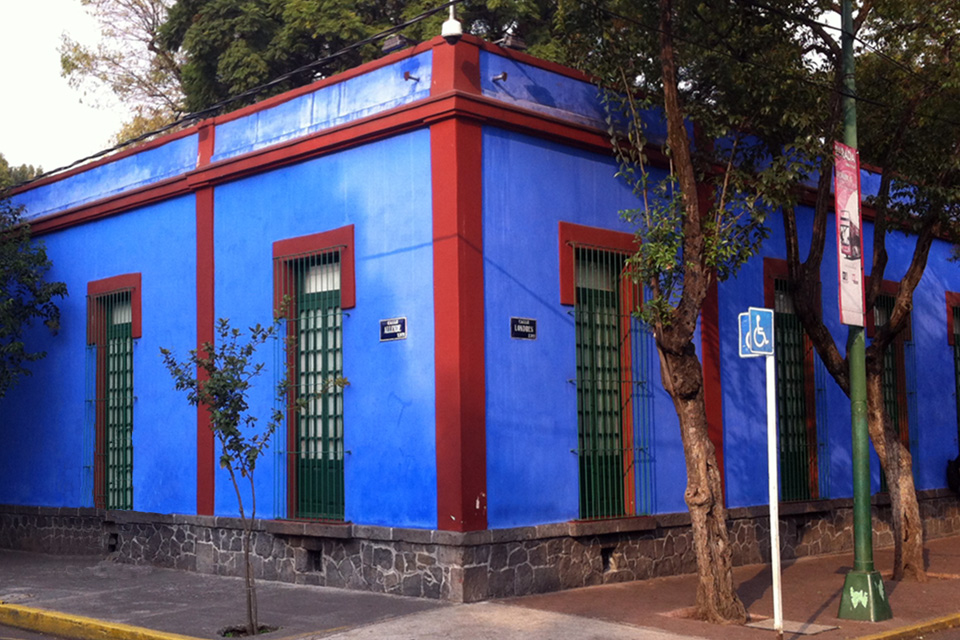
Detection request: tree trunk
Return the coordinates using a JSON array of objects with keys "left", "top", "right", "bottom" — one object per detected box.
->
[
  {"left": 865, "top": 368, "right": 927, "bottom": 582},
  {"left": 658, "top": 341, "right": 747, "bottom": 623},
  {"left": 243, "top": 523, "right": 259, "bottom": 635}
]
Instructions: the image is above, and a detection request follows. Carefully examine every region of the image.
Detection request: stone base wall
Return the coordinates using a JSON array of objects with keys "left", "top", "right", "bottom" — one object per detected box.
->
[{"left": 2, "top": 489, "right": 958, "bottom": 603}]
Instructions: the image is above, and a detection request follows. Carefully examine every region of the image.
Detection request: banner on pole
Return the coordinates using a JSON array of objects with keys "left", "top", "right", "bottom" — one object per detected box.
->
[{"left": 834, "top": 141, "right": 865, "bottom": 327}]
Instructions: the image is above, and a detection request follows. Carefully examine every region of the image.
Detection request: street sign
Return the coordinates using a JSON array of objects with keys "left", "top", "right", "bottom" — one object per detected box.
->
[
  {"left": 738, "top": 307, "right": 774, "bottom": 358},
  {"left": 739, "top": 313, "right": 761, "bottom": 358},
  {"left": 738, "top": 305, "right": 782, "bottom": 636},
  {"left": 510, "top": 317, "right": 537, "bottom": 340},
  {"left": 749, "top": 307, "right": 774, "bottom": 356},
  {"left": 379, "top": 317, "right": 407, "bottom": 341}
]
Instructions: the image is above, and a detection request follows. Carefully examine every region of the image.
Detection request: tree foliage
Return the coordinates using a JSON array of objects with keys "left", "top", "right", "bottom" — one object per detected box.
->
[
  {"left": 0, "top": 153, "right": 42, "bottom": 190},
  {"left": 0, "top": 197, "right": 68, "bottom": 400},
  {"left": 158, "top": 0, "right": 565, "bottom": 112},
  {"left": 60, "top": 0, "right": 185, "bottom": 142}
]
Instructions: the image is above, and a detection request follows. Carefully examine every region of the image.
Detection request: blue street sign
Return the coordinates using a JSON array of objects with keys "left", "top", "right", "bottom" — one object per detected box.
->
[
  {"left": 748, "top": 307, "right": 775, "bottom": 356},
  {"left": 738, "top": 312, "right": 760, "bottom": 358}
]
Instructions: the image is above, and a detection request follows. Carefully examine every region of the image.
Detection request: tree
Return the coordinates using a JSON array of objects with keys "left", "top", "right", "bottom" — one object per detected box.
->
[
  {"left": 0, "top": 153, "right": 42, "bottom": 189},
  {"left": 161, "top": 318, "right": 346, "bottom": 636},
  {"left": 0, "top": 195, "right": 68, "bottom": 400},
  {"left": 158, "top": 0, "right": 564, "bottom": 113},
  {"left": 563, "top": 0, "right": 822, "bottom": 622},
  {"left": 60, "top": 0, "right": 185, "bottom": 142},
  {"left": 780, "top": 0, "right": 960, "bottom": 582}
]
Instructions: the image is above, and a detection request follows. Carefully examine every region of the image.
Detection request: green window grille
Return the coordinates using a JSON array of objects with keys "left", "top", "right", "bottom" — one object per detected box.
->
[
  {"left": 84, "top": 290, "right": 134, "bottom": 510},
  {"left": 573, "top": 245, "right": 655, "bottom": 520},
  {"left": 875, "top": 294, "right": 914, "bottom": 492},
  {"left": 953, "top": 306, "right": 960, "bottom": 445},
  {"left": 773, "top": 280, "right": 817, "bottom": 501},
  {"left": 275, "top": 250, "right": 345, "bottom": 521}
]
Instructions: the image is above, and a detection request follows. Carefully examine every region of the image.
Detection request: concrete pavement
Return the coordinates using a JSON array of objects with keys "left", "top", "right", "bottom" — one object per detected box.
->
[{"left": 1, "top": 535, "right": 960, "bottom": 640}]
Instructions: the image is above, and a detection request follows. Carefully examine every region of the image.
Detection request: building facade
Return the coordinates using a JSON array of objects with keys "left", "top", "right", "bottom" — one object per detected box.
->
[{"left": 2, "top": 35, "right": 959, "bottom": 602}]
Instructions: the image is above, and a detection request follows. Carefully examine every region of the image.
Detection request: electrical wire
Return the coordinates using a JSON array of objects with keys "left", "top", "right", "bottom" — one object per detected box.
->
[
  {"left": 13, "top": 0, "right": 467, "bottom": 189},
  {"left": 12, "top": 0, "right": 960, "bottom": 190}
]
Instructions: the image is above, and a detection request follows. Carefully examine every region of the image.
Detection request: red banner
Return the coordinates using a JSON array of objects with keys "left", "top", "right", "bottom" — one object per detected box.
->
[{"left": 834, "top": 141, "right": 864, "bottom": 327}]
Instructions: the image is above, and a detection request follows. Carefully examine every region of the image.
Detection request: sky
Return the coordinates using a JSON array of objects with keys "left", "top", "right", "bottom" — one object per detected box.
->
[{"left": 0, "top": 1, "right": 131, "bottom": 172}]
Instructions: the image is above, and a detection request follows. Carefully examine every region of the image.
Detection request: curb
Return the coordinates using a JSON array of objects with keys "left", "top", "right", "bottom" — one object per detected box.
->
[
  {"left": 0, "top": 603, "right": 206, "bottom": 640},
  {"left": 855, "top": 613, "right": 960, "bottom": 640}
]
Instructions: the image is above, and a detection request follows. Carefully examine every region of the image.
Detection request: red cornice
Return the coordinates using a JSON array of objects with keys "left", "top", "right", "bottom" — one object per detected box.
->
[
  {"left": 210, "top": 40, "right": 438, "bottom": 127},
  {"left": 30, "top": 90, "right": 618, "bottom": 237},
  {"left": 10, "top": 126, "right": 200, "bottom": 195},
  {"left": 466, "top": 35, "right": 596, "bottom": 84},
  {"left": 31, "top": 176, "right": 192, "bottom": 236}
]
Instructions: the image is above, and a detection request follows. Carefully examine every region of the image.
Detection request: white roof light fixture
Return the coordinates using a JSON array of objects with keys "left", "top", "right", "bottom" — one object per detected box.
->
[{"left": 441, "top": 3, "right": 463, "bottom": 45}]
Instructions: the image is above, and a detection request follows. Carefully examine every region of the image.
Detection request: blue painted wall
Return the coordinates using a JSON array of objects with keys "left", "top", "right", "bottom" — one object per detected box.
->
[
  {"left": 213, "top": 52, "right": 432, "bottom": 163},
  {"left": 719, "top": 200, "right": 960, "bottom": 509},
  {"left": 211, "top": 130, "right": 437, "bottom": 527},
  {"left": 481, "top": 127, "right": 689, "bottom": 528},
  {"left": 12, "top": 135, "right": 199, "bottom": 221},
  {"left": 0, "top": 196, "right": 197, "bottom": 513}
]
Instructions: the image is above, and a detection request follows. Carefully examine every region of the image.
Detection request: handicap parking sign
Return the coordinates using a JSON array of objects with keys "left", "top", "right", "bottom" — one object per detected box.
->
[{"left": 739, "top": 307, "right": 775, "bottom": 358}]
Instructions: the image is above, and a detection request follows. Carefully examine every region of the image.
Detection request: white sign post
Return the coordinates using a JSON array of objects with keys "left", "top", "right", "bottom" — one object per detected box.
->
[{"left": 739, "top": 307, "right": 782, "bottom": 638}]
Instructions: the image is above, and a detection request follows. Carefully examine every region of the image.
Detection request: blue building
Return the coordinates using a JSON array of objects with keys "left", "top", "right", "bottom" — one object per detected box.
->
[{"left": 2, "top": 35, "right": 958, "bottom": 601}]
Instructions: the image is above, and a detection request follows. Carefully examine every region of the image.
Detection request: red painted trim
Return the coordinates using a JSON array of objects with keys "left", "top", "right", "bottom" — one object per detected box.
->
[
  {"left": 466, "top": 35, "right": 596, "bottom": 84},
  {"left": 15, "top": 36, "right": 590, "bottom": 199},
  {"left": 32, "top": 90, "right": 620, "bottom": 238},
  {"left": 431, "top": 40, "right": 481, "bottom": 96},
  {"left": 31, "top": 176, "right": 191, "bottom": 236},
  {"left": 432, "top": 117, "right": 487, "bottom": 532},
  {"left": 700, "top": 274, "right": 726, "bottom": 501},
  {"left": 763, "top": 257, "right": 820, "bottom": 499},
  {"left": 558, "top": 222, "right": 637, "bottom": 305},
  {"left": 865, "top": 277, "right": 905, "bottom": 339},
  {"left": 87, "top": 273, "right": 142, "bottom": 339},
  {"left": 198, "top": 123, "right": 216, "bottom": 166},
  {"left": 947, "top": 292, "right": 960, "bottom": 346},
  {"left": 272, "top": 225, "right": 356, "bottom": 309},
  {"left": 11, "top": 127, "right": 201, "bottom": 195},
  {"left": 195, "top": 187, "right": 216, "bottom": 516},
  {"left": 210, "top": 41, "right": 437, "bottom": 128}
]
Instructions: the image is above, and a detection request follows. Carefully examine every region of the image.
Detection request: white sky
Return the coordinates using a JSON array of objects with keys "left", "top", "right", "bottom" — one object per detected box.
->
[{"left": 0, "top": 0, "right": 131, "bottom": 172}]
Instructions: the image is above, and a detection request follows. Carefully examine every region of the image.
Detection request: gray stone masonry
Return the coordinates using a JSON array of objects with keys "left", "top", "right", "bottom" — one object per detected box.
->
[{"left": 2, "top": 489, "right": 958, "bottom": 603}]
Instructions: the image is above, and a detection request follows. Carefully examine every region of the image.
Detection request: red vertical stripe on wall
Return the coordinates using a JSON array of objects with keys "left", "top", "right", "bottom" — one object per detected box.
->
[
  {"left": 431, "top": 115, "right": 487, "bottom": 532},
  {"left": 698, "top": 181, "right": 725, "bottom": 503},
  {"left": 701, "top": 276, "right": 725, "bottom": 500},
  {"left": 196, "top": 123, "right": 216, "bottom": 515},
  {"left": 431, "top": 40, "right": 481, "bottom": 96}
]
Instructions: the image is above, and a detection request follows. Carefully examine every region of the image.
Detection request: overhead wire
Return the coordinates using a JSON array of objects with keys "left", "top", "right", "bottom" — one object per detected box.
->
[
  {"left": 12, "top": 0, "right": 960, "bottom": 190},
  {"left": 13, "top": 0, "right": 467, "bottom": 188}
]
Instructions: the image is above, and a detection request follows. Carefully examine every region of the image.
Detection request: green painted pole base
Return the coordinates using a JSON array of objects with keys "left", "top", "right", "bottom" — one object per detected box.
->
[{"left": 838, "top": 570, "right": 893, "bottom": 621}]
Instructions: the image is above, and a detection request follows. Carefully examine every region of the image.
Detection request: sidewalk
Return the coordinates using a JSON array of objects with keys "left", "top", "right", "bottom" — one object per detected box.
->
[{"left": 0, "top": 535, "right": 958, "bottom": 640}]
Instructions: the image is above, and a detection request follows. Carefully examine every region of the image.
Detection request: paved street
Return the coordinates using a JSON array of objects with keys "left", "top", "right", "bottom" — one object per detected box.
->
[
  {"left": 0, "top": 625, "right": 68, "bottom": 640},
  {"left": 3, "top": 538, "right": 960, "bottom": 640}
]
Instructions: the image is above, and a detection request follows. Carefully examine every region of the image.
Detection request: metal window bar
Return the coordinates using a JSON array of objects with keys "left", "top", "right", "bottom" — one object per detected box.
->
[
  {"left": 953, "top": 306, "right": 960, "bottom": 447},
  {"left": 815, "top": 354, "right": 831, "bottom": 499},
  {"left": 84, "top": 289, "right": 135, "bottom": 510},
  {"left": 274, "top": 249, "right": 345, "bottom": 521},
  {"left": 773, "top": 280, "right": 814, "bottom": 501},
  {"left": 875, "top": 294, "right": 911, "bottom": 492},
  {"left": 572, "top": 244, "right": 655, "bottom": 520}
]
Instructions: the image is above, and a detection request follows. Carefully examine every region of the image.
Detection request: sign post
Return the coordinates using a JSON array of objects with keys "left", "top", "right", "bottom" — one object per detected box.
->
[{"left": 739, "top": 307, "right": 782, "bottom": 638}]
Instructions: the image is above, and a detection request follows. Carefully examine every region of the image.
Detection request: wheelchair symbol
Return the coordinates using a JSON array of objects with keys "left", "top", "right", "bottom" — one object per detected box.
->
[{"left": 752, "top": 323, "right": 770, "bottom": 350}]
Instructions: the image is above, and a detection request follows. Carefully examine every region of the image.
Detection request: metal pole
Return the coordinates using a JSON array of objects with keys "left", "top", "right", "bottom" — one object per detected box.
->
[
  {"left": 837, "top": 0, "right": 891, "bottom": 620},
  {"left": 766, "top": 354, "right": 783, "bottom": 639}
]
